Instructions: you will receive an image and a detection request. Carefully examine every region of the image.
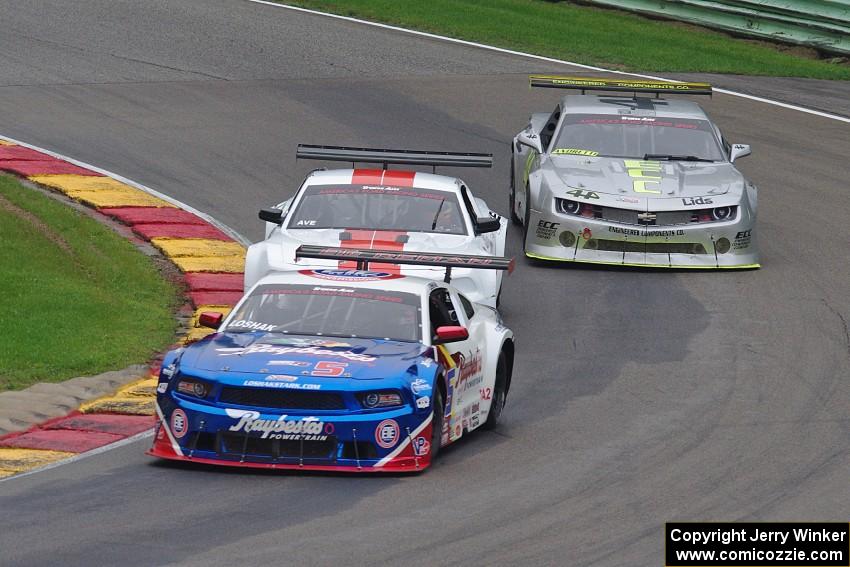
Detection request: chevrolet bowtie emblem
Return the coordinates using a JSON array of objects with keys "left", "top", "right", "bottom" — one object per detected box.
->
[{"left": 637, "top": 212, "right": 657, "bottom": 222}]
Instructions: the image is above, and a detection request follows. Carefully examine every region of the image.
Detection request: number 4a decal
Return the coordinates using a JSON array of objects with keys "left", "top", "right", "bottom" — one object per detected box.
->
[
  {"left": 566, "top": 189, "right": 599, "bottom": 200},
  {"left": 312, "top": 361, "right": 348, "bottom": 377}
]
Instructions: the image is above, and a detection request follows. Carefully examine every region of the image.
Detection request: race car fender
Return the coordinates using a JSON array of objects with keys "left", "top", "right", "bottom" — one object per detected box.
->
[
  {"left": 244, "top": 238, "right": 300, "bottom": 291},
  {"left": 156, "top": 349, "right": 183, "bottom": 394},
  {"left": 244, "top": 240, "right": 274, "bottom": 292},
  {"left": 480, "top": 317, "right": 515, "bottom": 421}
]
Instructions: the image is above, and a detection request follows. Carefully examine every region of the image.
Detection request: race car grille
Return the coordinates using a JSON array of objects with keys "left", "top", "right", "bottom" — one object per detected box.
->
[
  {"left": 219, "top": 387, "right": 346, "bottom": 410},
  {"left": 598, "top": 207, "right": 701, "bottom": 226},
  {"left": 589, "top": 239, "right": 709, "bottom": 255},
  {"left": 219, "top": 432, "right": 338, "bottom": 460}
]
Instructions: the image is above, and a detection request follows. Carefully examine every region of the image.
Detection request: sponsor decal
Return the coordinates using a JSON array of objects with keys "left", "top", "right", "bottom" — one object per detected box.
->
[
  {"left": 552, "top": 148, "right": 599, "bottom": 157},
  {"left": 582, "top": 227, "right": 592, "bottom": 241},
  {"left": 161, "top": 363, "right": 176, "bottom": 378},
  {"left": 617, "top": 196, "right": 640, "bottom": 204},
  {"left": 420, "top": 358, "right": 433, "bottom": 368},
  {"left": 156, "top": 382, "right": 168, "bottom": 394},
  {"left": 375, "top": 419, "right": 400, "bottom": 449},
  {"left": 412, "top": 436, "right": 431, "bottom": 456},
  {"left": 457, "top": 352, "right": 483, "bottom": 391},
  {"left": 170, "top": 409, "right": 189, "bottom": 439},
  {"left": 463, "top": 406, "right": 471, "bottom": 418},
  {"left": 228, "top": 412, "right": 330, "bottom": 440},
  {"left": 682, "top": 196, "right": 714, "bottom": 206},
  {"left": 268, "top": 360, "right": 310, "bottom": 367},
  {"left": 216, "top": 344, "right": 375, "bottom": 362},
  {"left": 734, "top": 229, "right": 752, "bottom": 250},
  {"left": 470, "top": 414, "right": 480, "bottom": 428},
  {"left": 624, "top": 160, "right": 662, "bottom": 194},
  {"left": 265, "top": 375, "right": 297, "bottom": 382},
  {"left": 300, "top": 269, "right": 401, "bottom": 282},
  {"left": 242, "top": 380, "right": 321, "bottom": 390},
  {"left": 566, "top": 188, "right": 600, "bottom": 200},
  {"left": 228, "top": 320, "right": 278, "bottom": 332},
  {"left": 416, "top": 396, "right": 431, "bottom": 409},
  {"left": 536, "top": 219, "right": 560, "bottom": 240},
  {"left": 472, "top": 401, "right": 480, "bottom": 414},
  {"left": 608, "top": 226, "right": 685, "bottom": 237},
  {"left": 295, "top": 219, "right": 316, "bottom": 226},
  {"left": 411, "top": 378, "right": 431, "bottom": 395}
]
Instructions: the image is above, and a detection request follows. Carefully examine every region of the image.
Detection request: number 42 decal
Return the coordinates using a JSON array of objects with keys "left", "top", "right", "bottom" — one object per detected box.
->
[
  {"left": 480, "top": 388, "right": 492, "bottom": 400},
  {"left": 312, "top": 361, "right": 348, "bottom": 377}
]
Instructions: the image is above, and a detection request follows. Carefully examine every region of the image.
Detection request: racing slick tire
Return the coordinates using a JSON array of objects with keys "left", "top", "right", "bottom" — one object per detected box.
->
[
  {"left": 509, "top": 158, "right": 522, "bottom": 226},
  {"left": 522, "top": 184, "right": 531, "bottom": 254},
  {"left": 484, "top": 350, "right": 508, "bottom": 429},
  {"left": 430, "top": 383, "right": 445, "bottom": 461}
]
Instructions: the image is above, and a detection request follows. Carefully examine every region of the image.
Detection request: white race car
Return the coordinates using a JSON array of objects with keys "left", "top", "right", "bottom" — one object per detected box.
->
[{"left": 245, "top": 145, "right": 509, "bottom": 307}]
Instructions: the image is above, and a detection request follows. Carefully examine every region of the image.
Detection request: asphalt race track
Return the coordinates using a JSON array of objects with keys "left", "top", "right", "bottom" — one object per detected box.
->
[{"left": 1, "top": 2, "right": 849, "bottom": 565}]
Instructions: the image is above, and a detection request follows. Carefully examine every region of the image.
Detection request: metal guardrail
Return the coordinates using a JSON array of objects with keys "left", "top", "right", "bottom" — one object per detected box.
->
[{"left": 575, "top": 0, "right": 850, "bottom": 54}]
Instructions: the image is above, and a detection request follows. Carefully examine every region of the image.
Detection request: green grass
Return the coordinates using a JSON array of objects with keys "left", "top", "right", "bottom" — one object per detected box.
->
[
  {"left": 286, "top": 0, "right": 850, "bottom": 79},
  {"left": 0, "top": 175, "right": 180, "bottom": 390}
]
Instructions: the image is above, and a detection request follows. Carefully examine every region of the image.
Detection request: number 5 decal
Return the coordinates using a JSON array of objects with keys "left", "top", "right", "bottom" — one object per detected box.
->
[{"left": 312, "top": 361, "right": 348, "bottom": 377}]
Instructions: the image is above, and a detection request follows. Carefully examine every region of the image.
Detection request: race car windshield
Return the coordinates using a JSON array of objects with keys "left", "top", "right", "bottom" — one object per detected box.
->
[
  {"left": 287, "top": 185, "right": 468, "bottom": 235},
  {"left": 225, "top": 284, "right": 422, "bottom": 342},
  {"left": 553, "top": 114, "right": 725, "bottom": 162}
]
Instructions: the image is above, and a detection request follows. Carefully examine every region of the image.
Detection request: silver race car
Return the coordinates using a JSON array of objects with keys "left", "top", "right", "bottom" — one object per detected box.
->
[
  {"left": 246, "top": 146, "right": 509, "bottom": 307},
  {"left": 510, "top": 76, "right": 759, "bottom": 268}
]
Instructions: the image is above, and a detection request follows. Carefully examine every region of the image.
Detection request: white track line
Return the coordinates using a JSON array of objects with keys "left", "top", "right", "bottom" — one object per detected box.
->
[
  {"left": 0, "top": 430, "right": 154, "bottom": 484},
  {"left": 0, "top": 134, "right": 252, "bottom": 246},
  {"left": 248, "top": 0, "right": 850, "bottom": 125}
]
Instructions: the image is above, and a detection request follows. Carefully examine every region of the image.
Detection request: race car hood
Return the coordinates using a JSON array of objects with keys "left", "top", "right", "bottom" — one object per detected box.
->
[
  {"left": 543, "top": 156, "right": 745, "bottom": 200},
  {"left": 182, "top": 332, "right": 428, "bottom": 381}
]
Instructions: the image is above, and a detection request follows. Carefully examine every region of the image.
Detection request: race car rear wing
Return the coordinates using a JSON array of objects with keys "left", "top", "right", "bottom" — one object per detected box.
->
[
  {"left": 295, "top": 245, "right": 513, "bottom": 284},
  {"left": 296, "top": 144, "right": 493, "bottom": 170},
  {"left": 529, "top": 75, "right": 712, "bottom": 96}
]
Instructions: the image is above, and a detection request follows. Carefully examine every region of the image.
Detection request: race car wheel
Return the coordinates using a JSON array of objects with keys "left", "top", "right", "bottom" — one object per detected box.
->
[
  {"left": 430, "top": 383, "right": 444, "bottom": 461},
  {"left": 509, "top": 158, "right": 521, "bottom": 226},
  {"left": 484, "top": 351, "right": 508, "bottom": 429}
]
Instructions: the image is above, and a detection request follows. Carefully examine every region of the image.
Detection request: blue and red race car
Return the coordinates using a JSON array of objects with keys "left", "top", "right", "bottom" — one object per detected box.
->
[{"left": 148, "top": 247, "right": 515, "bottom": 473}]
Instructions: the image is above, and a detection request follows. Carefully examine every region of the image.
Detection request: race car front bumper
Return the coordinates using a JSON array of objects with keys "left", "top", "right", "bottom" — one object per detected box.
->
[
  {"left": 147, "top": 394, "right": 434, "bottom": 473},
  {"left": 524, "top": 208, "right": 759, "bottom": 268}
]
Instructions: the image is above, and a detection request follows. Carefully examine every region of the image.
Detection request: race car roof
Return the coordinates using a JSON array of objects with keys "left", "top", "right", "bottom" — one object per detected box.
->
[
  {"left": 561, "top": 94, "right": 711, "bottom": 121},
  {"left": 302, "top": 168, "right": 462, "bottom": 193},
  {"left": 249, "top": 268, "right": 437, "bottom": 296}
]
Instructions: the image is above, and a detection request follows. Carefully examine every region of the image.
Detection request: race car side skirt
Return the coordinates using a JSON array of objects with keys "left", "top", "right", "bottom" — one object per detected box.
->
[{"left": 526, "top": 251, "right": 760, "bottom": 269}]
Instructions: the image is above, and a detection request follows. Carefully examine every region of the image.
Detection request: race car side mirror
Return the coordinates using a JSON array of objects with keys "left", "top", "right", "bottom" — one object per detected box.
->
[
  {"left": 198, "top": 311, "right": 223, "bottom": 330},
  {"left": 730, "top": 144, "right": 751, "bottom": 162},
  {"left": 517, "top": 129, "right": 543, "bottom": 154},
  {"left": 475, "top": 216, "right": 501, "bottom": 234},
  {"left": 434, "top": 326, "right": 469, "bottom": 344},
  {"left": 259, "top": 208, "right": 284, "bottom": 224}
]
